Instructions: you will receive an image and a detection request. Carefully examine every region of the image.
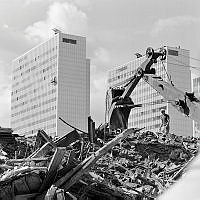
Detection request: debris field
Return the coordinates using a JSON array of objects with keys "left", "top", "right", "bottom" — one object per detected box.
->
[{"left": 0, "top": 127, "right": 198, "bottom": 200}]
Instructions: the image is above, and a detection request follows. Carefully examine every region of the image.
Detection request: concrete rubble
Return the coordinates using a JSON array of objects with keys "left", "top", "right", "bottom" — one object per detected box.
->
[{"left": 0, "top": 126, "right": 198, "bottom": 200}]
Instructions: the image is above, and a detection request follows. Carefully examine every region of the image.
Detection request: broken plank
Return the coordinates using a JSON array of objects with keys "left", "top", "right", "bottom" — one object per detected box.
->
[
  {"left": 55, "top": 128, "right": 141, "bottom": 190},
  {"left": 36, "top": 129, "right": 56, "bottom": 148},
  {"left": 55, "top": 129, "right": 81, "bottom": 148},
  {"left": 29, "top": 142, "right": 55, "bottom": 159},
  {"left": 171, "top": 155, "right": 196, "bottom": 180},
  {"left": 7, "top": 157, "right": 50, "bottom": 164},
  {"left": 39, "top": 147, "right": 66, "bottom": 193},
  {"left": 14, "top": 193, "right": 40, "bottom": 200}
]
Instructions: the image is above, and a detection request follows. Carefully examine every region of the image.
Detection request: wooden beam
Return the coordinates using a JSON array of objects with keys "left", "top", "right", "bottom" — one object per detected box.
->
[
  {"left": 37, "top": 129, "right": 56, "bottom": 148},
  {"left": 14, "top": 193, "right": 40, "bottom": 200},
  {"left": 55, "top": 128, "right": 141, "bottom": 190},
  {"left": 29, "top": 142, "right": 54, "bottom": 159},
  {"left": 6, "top": 157, "right": 50, "bottom": 164},
  {"left": 39, "top": 147, "right": 66, "bottom": 193}
]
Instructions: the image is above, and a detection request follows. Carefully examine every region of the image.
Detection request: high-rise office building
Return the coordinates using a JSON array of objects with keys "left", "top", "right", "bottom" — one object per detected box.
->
[
  {"left": 108, "top": 46, "right": 193, "bottom": 136},
  {"left": 11, "top": 32, "right": 90, "bottom": 137}
]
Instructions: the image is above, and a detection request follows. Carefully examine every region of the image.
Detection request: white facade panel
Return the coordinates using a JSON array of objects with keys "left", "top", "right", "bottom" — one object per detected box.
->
[{"left": 166, "top": 47, "right": 193, "bottom": 136}]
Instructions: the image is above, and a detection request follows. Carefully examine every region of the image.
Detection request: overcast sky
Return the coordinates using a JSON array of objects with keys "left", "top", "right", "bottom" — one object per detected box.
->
[{"left": 0, "top": 0, "right": 200, "bottom": 128}]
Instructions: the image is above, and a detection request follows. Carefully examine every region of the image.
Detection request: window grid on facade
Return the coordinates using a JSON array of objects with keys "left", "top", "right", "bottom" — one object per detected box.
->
[{"left": 11, "top": 33, "right": 90, "bottom": 137}]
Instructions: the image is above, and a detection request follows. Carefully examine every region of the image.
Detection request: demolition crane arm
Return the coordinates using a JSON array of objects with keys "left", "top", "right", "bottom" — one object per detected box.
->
[
  {"left": 106, "top": 47, "right": 166, "bottom": 131},
  {"left": 106, "top": 46, "right": 200, "bottom": 132},
  {"left": 121, "top": 47, "right": 166, "bottom": 99}
]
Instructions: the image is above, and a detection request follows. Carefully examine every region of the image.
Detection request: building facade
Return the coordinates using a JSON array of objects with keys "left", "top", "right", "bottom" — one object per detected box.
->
[
  {"left": 11, "top": 32, "right": 90, "bottom": 137},
  {"left": 193, "top": 77, "right": 200, "bottom": 137},
  {"left": 108, "top": 46, "right": 193, "bottom": 136}
]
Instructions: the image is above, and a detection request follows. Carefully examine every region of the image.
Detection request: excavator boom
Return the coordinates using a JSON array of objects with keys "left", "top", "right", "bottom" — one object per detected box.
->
[
  {"left": 106, "top": 46, "right": 200, "bottom": 132},
  {"left": 106, "top": 47, "right": 166, "bottom": 131}
]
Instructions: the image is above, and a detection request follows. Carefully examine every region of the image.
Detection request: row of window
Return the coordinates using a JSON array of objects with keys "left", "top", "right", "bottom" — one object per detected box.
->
[
  {"left": 11, "top": 88, "right": 56, "bottom": 110},
  {"left": 129, "top": 122, "right": 160, "bottom": 130},
  {"left": 133, "top": 89, "right": 156, "bottom": 100},
  {"left": 12, "top": 70, "right": 56, "bottom": 100},
  {"left": 132, "top": 105, "right": 167, "bottom": 118},
  {"left": 134, "top": 94, "right": 162, "bottom": 103},
  {"left": 110, "top": 57, "right": 145, "bottom": 77},
  {"left": 17, "top": 46, "right": 57, "bottom": 66},
  {"left": 108, "top": 60, "right": 166, "bottom": 84},
  {"left": 12, "top": 106, "right": 56, "bottom": 124},
  {"left": 193, "top": 77, "right": 200, "bottom": 86},
  {"left": 13, "top": 55, "right": 57, "bottom": 80},
  {"left": 108, "top": 70, "right": 136, "bottom": 83},
  {"left": 115, "top": 65, "right": 128, "bottom": 73},
  {"left": 108, "top": 74, "right": 145, "bottom": 89},
  {"left": 14, "top": 114, "right": 56, "bottom": 131},
  {"left": 12, "top": 97, "right": 57, "bottom": 117},
  {"left": 194, "top": 88, "right": 200, "bottom": 95},
  {"left": 134, "top": 86, "right": 153, "bottom": 94},
  {"left": 194, "top": 122, "right": 200, "bottom": 130},
  {"left": 193, "top": 77, "right": 200, "bottom": 97},
  {"left": 12, "top": 82, "right": 32, "bottom": 96},
  {"left": 18, "top": 55, "right": 28, "bottom": 63},
  {"left": 13, "top": 62, "right": 56, "bottom": 89},
  {"left": 12, "top": 75, "right": 56, "bottom": 102},
  {"left": 134, "top": 115, "right": 161, "bottom": 125},
  {"left": 23, "top": 123, "right": 57, "bottom": 136},
  {"left": 148, "top": 124, "right": 160, "bottom": 130}
]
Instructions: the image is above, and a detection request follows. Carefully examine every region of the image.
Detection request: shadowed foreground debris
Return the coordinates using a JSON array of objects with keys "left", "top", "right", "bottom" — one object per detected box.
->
[{"left": 0, "top": 128, "right": 198, "bottom": 200}]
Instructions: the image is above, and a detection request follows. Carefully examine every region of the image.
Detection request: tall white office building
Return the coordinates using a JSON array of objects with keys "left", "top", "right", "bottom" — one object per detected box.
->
[
  {"left": 11, "top": 32, "right": 90, "bottom": 137},
  {"left": 108, "top": 46, "right": 193, "bottom": 136}
]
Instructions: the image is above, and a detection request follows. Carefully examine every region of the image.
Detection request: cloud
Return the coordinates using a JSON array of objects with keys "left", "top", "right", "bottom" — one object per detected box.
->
[
  {"left": 150, "top": 15, "right": 200, "bottom": 64},
  {"left": 150, "top": 15, "right": 200, "bottom": 91},
  {"left": 151, "top": 16, "right": 200, "bottom": 36},
  {"left": 93, "top": 47, "right": 111, "bottom": 66},
  {"left": 90, "top": 47, "right": 111, "bottom": 125},
  {"left": 0, "top": 86, "right": 11, "bottom": 128},
  {"left": 91, "top": 47, "right": 111, "bottom": 94},
  {"left": 90, "top": 66, "right": 107, "bottom": 125},
  {"left": 24, "top": 0, "right": 55, "bottom": 6},
  {"left": 0, "top": 60, "right": 11, "bottom": 127},
  {"left": 3, "top": 24, "right": 9, "bottom": 29},
  {"left": 68, "top": 0, "right": 92, "bottom": 9},
  {"left": 24, "top": 1, "right": 88, "bottom": 43},
  {"left": 25, "top": 0, "right": 45, "bottom": 5},
  {"left": 24, "top": 0, "right": 92, "bottom": 8},
  {"left": 0, "top": 25, "right": 31, "bottom": 57},
  {"left": 90, "top": 69, "right": 107, "bottom": 121}
]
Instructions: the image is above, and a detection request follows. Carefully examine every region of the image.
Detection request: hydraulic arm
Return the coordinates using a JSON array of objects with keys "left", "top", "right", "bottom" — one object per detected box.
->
[
  {"left": 106, "top": 46, "right": 200, "bottom": 133},
  {"left": 106, "top": 47, "right": 166, "bottom": 131}
]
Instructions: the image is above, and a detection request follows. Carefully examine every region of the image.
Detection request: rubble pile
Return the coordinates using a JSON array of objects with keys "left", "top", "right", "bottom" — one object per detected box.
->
[
  {"left": 0, "top": 127, "right": 33, "bottom": 161},
  {"left": 90, "top": 131, "right": 198, "bottom": 199},
  {"left": 0, "top": 128, "right": 198, "bottom": 200},
  {"left": 0, "top": 139, "right": 33, "bottom": 160}
]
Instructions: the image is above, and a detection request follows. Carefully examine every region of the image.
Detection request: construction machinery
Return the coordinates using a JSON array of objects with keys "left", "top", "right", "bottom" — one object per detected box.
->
[{"left": 106, "top": 47, "right": 200, "bottom": 132}]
